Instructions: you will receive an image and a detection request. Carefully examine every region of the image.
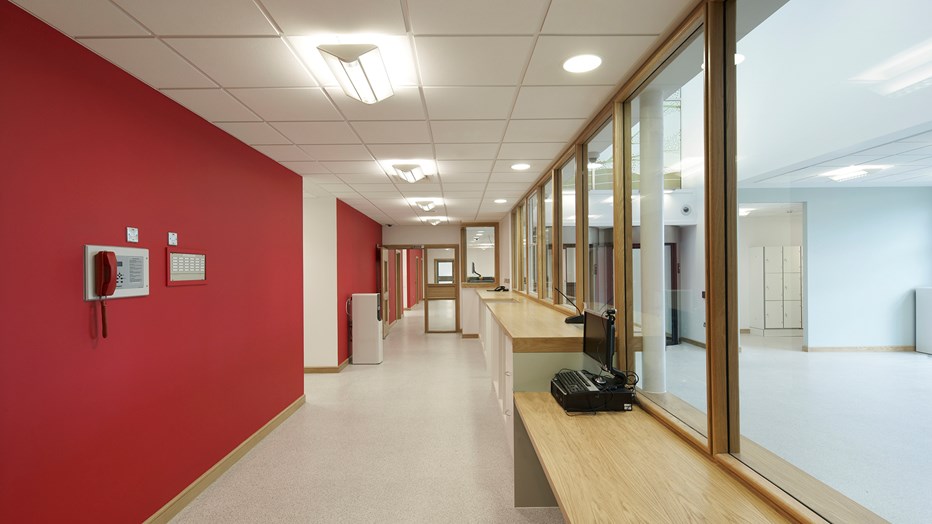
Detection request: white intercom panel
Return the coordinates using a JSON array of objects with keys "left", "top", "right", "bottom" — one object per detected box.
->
[{"left": 84, "top": 245, "right": 150, "bottom": 301}]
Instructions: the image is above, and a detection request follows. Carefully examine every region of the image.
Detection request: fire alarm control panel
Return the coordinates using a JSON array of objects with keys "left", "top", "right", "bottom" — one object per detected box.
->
[{"left": 167, "top": 248, "right": 207, "bottom": 286}]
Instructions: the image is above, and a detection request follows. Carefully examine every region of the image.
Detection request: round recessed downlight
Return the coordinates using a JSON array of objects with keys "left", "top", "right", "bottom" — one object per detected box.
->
[
  {"left": 511, "top": 163, "right": 531, "bottom": 171},
  {"left": 494, "top": 199, "right": 507, "bottom": 204},
  {"left": 563, "top": 54, "right": 602, "bottom": 73}
]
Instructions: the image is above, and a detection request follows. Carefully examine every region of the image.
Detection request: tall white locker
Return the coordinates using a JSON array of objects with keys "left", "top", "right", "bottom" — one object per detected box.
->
[
  {"left": 749, "top": 246, "right": 803, "bottom": 336},
  {"left": 351, "top": 293, "right": 383, "bottom": 364}
]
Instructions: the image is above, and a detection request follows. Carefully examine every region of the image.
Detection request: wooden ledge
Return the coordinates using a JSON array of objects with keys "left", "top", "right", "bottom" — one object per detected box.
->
[
  {"left": 514, "top": 392, "right": 788, "bottom": 523},
  {"left": 480, "top": 293, "right": 583, "bottom": 353}
]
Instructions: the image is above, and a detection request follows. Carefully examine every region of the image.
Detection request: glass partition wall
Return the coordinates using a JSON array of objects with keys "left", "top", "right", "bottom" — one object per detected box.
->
[
  {"left": 543, "top": 178, "right": 554, "bottom": 301},
  {"left": 731, "top": 0, "right": 932, "bottom": 521},
  {"left": 628, "top": 29, "right": 708, "bottom": 436},
  {"left": 505, "top": 1, "right": 932, "bottom": 521},
  {"left": 559, "top": 158, "right": 577, "bottom": 307},
  {"left": 585, "top": 121, "right": 614, "bottom": 312},
  {"left": 527, "top": 191, "right": 539, "bottom": 296}
]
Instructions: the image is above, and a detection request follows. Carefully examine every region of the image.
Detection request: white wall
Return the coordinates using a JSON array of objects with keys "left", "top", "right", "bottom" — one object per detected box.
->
[
  {"left": 737, "top": 212, "right": 804, "bottom": 330},
  {"left": 303, "top": 184, "right": 338, "bottom": 367},
  {"left": 741, "top": 187, "right": 932, "bottom": 347},
  {"left": 465, "top": 246, "right": 496, "bottom": 277},
  {"left": 382, "top": 224, "right": 459, "bottom": 245}
]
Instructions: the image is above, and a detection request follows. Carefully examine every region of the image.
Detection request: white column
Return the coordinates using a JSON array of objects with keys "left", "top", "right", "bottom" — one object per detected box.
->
[{"left": 639, "top": 89, "right": 666, "bottom": 393}]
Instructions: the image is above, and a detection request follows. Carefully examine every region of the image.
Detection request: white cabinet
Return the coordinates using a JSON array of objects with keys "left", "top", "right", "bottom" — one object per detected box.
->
[
  {"left": 918, "top": 288, "right": 931, "bottom": 355},
  {"left": 749, "top": 246, "right": 803, "bottom": 336}
]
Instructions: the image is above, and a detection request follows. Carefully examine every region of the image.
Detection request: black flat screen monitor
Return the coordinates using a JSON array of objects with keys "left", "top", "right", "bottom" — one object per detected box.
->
[{"left": 582, "top": 310, "right": 615, "bottom": 371}]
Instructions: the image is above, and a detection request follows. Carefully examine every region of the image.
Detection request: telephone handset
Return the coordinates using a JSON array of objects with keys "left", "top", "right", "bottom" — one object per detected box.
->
[{"left": 95, "top": 251, "right": 117, "bottom": 338}]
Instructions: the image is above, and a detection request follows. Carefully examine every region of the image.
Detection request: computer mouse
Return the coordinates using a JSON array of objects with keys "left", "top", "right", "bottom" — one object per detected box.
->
[{"left": 593, "top": 376, "right": 606, "bottom": 385}]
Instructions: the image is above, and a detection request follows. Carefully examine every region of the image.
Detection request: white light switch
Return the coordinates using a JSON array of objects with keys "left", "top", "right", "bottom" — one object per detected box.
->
[
  {"left": 126, "top": 227, "right": 139, "bottom": 243},
  {"left": 168, "top": 232, "right": 178, "bottom": 246}
]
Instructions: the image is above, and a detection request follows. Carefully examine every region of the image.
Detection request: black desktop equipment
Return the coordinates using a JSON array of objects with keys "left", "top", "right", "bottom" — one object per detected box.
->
[
  {"left": 550, "top": 309, "right": 636, "bottom": 412},
  {"left": 554, "top": 287, "right": 585, "bottom": 324}
]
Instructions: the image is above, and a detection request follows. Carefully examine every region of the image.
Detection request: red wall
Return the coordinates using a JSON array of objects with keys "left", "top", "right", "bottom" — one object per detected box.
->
[
  {"left": 406, "top": 249, "right": 422, "bottom": 308},
  {"left": 0, "top": 5, "right": 303, "bottom": 522},
  {"left": 336, "top": 201, "right": 381, "bottom": 363}
]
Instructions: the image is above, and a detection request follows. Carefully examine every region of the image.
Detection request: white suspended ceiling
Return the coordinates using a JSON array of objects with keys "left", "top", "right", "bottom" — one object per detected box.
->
[{"left": 11, "top": 0, "right": 694, "bottom": 225}]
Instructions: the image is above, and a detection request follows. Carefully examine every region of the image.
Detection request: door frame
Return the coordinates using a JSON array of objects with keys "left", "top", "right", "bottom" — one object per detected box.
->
[{"left": 423, "top": 244, "right": 460, "bottom": 333}]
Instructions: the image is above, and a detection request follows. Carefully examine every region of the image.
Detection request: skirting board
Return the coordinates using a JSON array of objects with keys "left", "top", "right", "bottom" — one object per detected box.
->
[
  {"left": 304, "top": 359, "right": 349, "bottom": 373},
  {"left": 739, "top": 328, "right": 751, "bottom": 334},
  {"left": 803, "top": 345, "right": 914, "bottom": 352},
  {"left": 145, "top": 394, "right": 306, "bottom": 524},
  {"left": 462, "top": 333, "right": 479, "bottom": 339},
  {"left": 680, "top": 337, "right": 707, "bottom": 349}
]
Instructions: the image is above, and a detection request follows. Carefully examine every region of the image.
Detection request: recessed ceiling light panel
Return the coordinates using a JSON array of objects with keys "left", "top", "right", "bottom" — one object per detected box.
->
[
  {"left": 511, "top": 163, "right": 531, "bottom": 171},
  {"left": 317, "top": 44, "right": 393, "bottom": 104},
  {"left": 563, "top": 54, "right": 602, "bottom": 73},
  {"left": 494, "top": 199, "right": 507, "bottom": 204}
]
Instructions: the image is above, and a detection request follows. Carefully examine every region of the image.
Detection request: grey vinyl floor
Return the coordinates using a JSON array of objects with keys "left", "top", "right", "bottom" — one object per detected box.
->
[
  {"left": 638, "top": 336, "right": 932, "bottom": 524},
  {"left": 171, "top": 305, "right": 564, "bottom": 524}
]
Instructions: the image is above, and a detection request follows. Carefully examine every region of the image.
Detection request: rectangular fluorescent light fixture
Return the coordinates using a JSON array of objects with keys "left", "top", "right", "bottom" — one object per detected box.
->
[
  {"left": 817, "top": 164, "right": 892, "bottom": 182},
  {"left": 393, "top": 163, "right": 426, "bottom": 183},
  {"left": 318, "top": 44, "right": 393, "bottom": 104}
]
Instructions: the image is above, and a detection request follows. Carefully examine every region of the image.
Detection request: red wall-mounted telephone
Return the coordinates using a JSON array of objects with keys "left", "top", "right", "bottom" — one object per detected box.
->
[{"left": 95, "top": 251, "right": 117, "bottom": 338}]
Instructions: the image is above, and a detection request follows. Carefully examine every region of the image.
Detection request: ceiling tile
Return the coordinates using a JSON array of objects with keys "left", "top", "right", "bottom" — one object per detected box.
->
[
  {"left": 542, "top": 0, "right": 692, "bottom": 35},
  {"left": 492, "top": 159, "right": 553, "bottom": 173},
  {"left": 229, "top": 88, "right": 340, "bottom": 121},
  {"left": 430, "top": 120, "right": 507, "bottom": 143},
  {"left": 327, "top": 87, "right": 425, "bottom": 121},
  {"left": 352, "top": 183, "right": 400, "bottom": 191},
  {"left": 351, "top": 121, "right": 431, "bottom": 144},
  {"left": 498, "top": 143, "right": 564, "bottom": 160},
  {"left": 367, "top": 144, "right": 434, "bottom": 160},
  {"left": 407, "top": 0, "right": 549, "bottom": 35},
  {"left": 160, "top": 89, "right": 260, "bottom": 121},
  {"left": 504, "top": 119, "right": 586, "bottom": 143},
  {"left": 12, "top": 0, "right": 150, "bottom": 36},
  {"left": 441, "top": 191, "right": 485, "bottom": 199},
  {"left": 442, "top": 183, "right": 487, "bottom": 191},
  {"left": 271, "top": 122, "right": 359, "bottom": 144},
  {"left": 262, "top": 0, "right": 406, "bottom": 35},
  {"left": 281, "top": 161, "right": 330, "bottom": 174},
  {"left": 214, "top": 122, "right": 291, "bottom": 144},
  {"left": 512, "top": 86, "right": 614, "bottom": 119},
  {"left": 489, "top": 171, "right": 546, "bottom": 184},
  {"left": 114, "top": 0, "right": 277, "bottom": 35},
  {"left": 78, "top": 38, "right": 216, "bottom": 88},
  {"left": 299, "top": 144, "right": 373, "bottom": 161},
  {"left": 253, "top": 145, "right": 314, "bottom": 161},
  {"left": 165, "top": 37, "right": 316, "bottom": 87},
  {"left": 337, "top": 173, "right": 396, "bottom": 184},
  {"left": 525, "top": 36, "right": 654, "bottom": 86},
  {"left": 439, "top": 172, "right": 490, "bottom": 183},
  {"left": 487, "top": 182, "right": 532, "bottom": 191},
  {"left": 320, "top": 161, "right": 385, "bottom": 175},
  {"left": 423, "top": 87, "right": 516, "bottom": 120},
  {"left": 438, "top": 160, "right": 494, "bottom": 174},
  {"left": 416, "top": 36, "right": 533, "bottom": 86},
  {"left": 302, "top": 175, "right": 344, "bottom": 184},
  {"left": 435, "top": 143, "right": 499, "bottom": 160}
]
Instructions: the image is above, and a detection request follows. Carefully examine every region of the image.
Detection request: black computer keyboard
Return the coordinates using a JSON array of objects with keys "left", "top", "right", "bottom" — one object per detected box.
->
[{"left": 555, "top": 370, "right": 599, "bottom": 394}]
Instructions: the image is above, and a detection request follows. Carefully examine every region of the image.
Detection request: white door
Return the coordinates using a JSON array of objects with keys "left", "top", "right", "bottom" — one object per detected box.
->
[
  {"left": 783, "top": 274, "right": 801, "bottom": 301},
  {"left": 764, "top": 246, "right": 783, "bottom": 273},
  {"left": 765, "top": 273, "right": 783, "bottom": 301},
  {"left": 783, "top": 246, "right": 801, "bottom": 273}
]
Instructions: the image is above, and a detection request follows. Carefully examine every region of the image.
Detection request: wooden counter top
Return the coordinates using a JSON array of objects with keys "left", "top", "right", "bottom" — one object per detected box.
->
[
  {"left": 514, "top": 392, "right": 788, "bottom": 523},
  {"left": 478, "top": 292, "right": 583, "bottom": 353}
]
